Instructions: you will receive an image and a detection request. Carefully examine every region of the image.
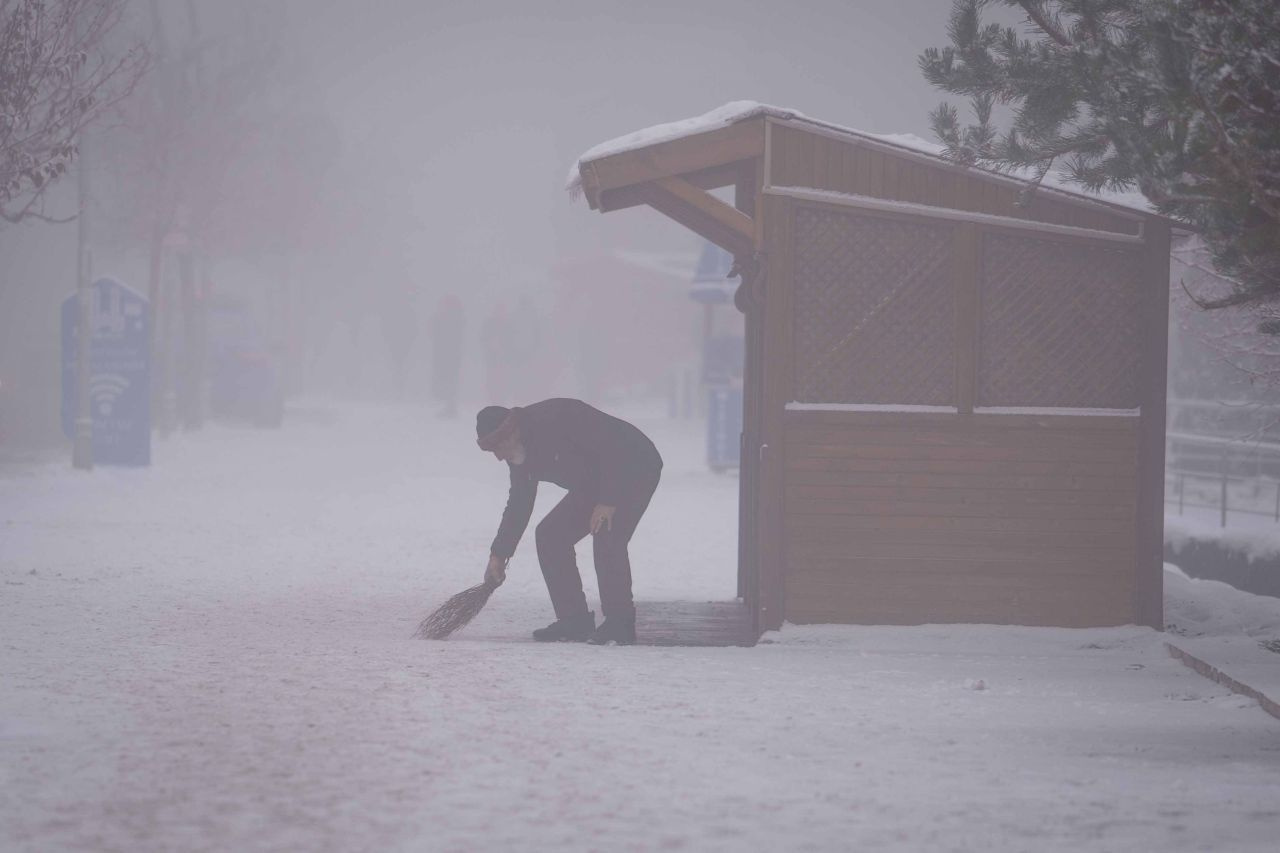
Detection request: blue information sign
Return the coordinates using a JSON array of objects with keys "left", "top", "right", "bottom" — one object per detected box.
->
[
  {"left": 706, "top": 385, "right": 743, "bottom": 471},
  {"left": 61, "top": 277, "right": 151, "bottom": 466},
  {"left": 702, "top": 335, "right": 744, "bottom": 385},
  {"left": 690, "top": 241, "right": 738, "bottom": 305}
]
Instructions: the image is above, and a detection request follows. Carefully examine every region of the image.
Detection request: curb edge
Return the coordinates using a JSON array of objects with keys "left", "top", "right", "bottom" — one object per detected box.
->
[{"left": 1165, "top": 641, "right": 1280, "bottom": 722}]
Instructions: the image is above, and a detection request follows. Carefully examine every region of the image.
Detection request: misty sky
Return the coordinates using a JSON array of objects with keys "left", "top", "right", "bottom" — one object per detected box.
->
[
  {"left": 0, "top": 0, "right": 1026, "bottom": 436},
  {"left": 286, "top": 0, "right": 970, "bottom": 299}
]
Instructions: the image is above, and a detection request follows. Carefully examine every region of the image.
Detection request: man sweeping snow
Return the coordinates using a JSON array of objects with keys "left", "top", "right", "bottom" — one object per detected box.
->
[{"left": 476, "top": 399, "right": 663, "bottom": 645}]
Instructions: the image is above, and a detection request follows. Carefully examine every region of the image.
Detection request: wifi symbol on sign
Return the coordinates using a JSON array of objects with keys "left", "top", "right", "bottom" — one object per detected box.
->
[{"left": 90, "top": 373, "right": 130, "bottom": 417}]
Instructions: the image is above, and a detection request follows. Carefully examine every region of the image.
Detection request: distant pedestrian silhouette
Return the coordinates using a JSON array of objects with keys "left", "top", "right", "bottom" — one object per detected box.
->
[
  {"left": 380, "top": 281, "right": 419, "bottom": 399},
  {"left": 431, "top": 293, "right": 465, "bottom": 417},
  {"left": 480, "top": 302, "right": 512, "bottom": 405},
  {"left": 507, "top": 293, "right": 542, "bottom": 398}
]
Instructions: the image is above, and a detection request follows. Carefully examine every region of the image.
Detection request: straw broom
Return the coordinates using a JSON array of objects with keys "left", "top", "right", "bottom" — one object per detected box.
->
[{"left": 414, "top": 579, "right": 499, "bottom": 640}]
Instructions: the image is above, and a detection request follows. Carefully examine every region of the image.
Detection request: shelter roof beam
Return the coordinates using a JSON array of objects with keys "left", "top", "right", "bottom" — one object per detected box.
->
[
  {"left": 582, "top": 119, "right": 766, "bottom": 210},
  {"left": 598, "top": 161, "right": 746, "bottom": 213},
  {"left": 638, "top": 178, "right": 757, "bottom": 259},
  {"left": 654, "top": 176, "right": 756, "bottom": 248}
]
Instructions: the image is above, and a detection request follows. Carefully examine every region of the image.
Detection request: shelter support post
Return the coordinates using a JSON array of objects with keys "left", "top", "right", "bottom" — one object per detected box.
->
[{"left": 1135, "top": 219, "right": 1172, "bottom": 629}]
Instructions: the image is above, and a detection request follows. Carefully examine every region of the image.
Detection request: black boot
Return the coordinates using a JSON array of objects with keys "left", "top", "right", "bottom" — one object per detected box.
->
[
  {"left": 532, "top": 611, "right": 595, "bottom": 642},
  {"left": 587, "top": 617, "right": 636, "bottom": 646}
]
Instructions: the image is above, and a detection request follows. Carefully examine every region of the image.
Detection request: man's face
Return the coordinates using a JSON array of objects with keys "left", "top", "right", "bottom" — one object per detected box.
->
[{"left": 491, "top": 433, "right": 525, "bottom": 465}]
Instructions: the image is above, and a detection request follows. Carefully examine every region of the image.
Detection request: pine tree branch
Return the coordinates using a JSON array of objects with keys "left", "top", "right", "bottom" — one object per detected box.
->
[
  {"left": 1015, "top": 0, "right": 1072, "bottom": 47},
  {"left": 921, "top": 0, "right": 1280, "bottom": 314}
]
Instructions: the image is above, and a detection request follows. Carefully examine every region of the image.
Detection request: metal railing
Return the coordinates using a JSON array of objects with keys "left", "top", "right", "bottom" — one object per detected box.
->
[
  {"left": 1167, "top": 469, "right": 1280, "bottom": 527},
  {"left": 1166, "top": 429, "right": 1280, "bottom": 527}
]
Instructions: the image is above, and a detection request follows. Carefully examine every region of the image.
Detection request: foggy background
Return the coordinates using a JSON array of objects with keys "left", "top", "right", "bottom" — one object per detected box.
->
[
  {"left": 0, "top": 0, "right": 989, "bottom": 445},
  {"left": 6, "top": 6, "right": 1280, "bottom": 849}
]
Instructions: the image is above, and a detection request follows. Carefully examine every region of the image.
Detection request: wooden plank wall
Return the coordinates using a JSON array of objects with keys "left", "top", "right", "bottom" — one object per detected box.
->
[
  {"left": 783, "top": 411, "right": 1140, "bottom": 626},
  {"left": 767, "top": 122, "right": 1139, "bottom": 238},
  {"left": 753, "top": 144, "right": 1161, "bottom": 629}
]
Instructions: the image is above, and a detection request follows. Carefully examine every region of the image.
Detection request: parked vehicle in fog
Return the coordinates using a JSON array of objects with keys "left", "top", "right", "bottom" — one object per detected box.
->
[{"left": 207, "top": 297, "right": 284, "bottom": 428}]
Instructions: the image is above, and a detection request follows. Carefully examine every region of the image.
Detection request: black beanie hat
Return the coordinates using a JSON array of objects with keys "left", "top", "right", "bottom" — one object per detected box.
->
[{"left": 476, "top": 406, "right": 512, "bottom": 440}]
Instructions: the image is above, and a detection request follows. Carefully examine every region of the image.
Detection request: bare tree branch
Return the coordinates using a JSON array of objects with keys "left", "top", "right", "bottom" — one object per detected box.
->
[
  {"left": 1, "top": 206, "right": 76, "bottom": 224},
  {"left": 0, "top": 0, "right": 148, "bottom": 226}
]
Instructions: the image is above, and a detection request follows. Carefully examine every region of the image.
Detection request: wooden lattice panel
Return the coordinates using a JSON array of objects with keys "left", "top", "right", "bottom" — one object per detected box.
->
[
  {"left": 979, "top": 234, "right": 1144, "bottom": 408},
  {"left": 793, "top": 207, "right": 955, "bottom": 405}
]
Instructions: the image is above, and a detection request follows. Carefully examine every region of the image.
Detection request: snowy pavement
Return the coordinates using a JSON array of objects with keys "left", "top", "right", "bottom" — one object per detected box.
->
[{"left": 3, "top": 400, "right": 1280, "bottom": 852}]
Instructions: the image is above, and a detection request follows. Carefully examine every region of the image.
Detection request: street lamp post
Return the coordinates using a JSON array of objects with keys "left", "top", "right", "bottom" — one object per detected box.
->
[{"left": 72, "top": 133, "right": 93, "bottom": 471}]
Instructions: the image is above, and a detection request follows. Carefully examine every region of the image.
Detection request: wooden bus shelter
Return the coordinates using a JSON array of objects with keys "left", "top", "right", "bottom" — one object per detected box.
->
[{"left": 571, "top": 104, "right": 1177, "bottom": 636}]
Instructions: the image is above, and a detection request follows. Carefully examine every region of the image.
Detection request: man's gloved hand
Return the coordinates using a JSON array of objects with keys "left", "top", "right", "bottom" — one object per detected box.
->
[{"left": 484, "top": 554, "right": 507, "bottom": 587}]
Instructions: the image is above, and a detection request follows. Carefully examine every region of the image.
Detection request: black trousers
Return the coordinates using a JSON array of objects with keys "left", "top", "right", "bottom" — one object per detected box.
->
[{"left": 535, "top": 467, "right": 661, "bottom": 623}]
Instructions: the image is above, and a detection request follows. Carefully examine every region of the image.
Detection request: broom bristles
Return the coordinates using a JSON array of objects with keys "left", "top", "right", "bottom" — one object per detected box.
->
[{"left": 415, "top": 580, "right": 498, "bottom": 640}]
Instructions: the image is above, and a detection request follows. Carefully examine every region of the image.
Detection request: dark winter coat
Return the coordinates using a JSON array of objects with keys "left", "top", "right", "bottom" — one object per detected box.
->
[{"left": 489, "top": 398, "right": 662, "bottom": 560}]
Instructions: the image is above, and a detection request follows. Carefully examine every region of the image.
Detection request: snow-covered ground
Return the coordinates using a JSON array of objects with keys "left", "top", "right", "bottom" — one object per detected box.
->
[{"left": 3, "top": 400, "right": 1279, "bottom": 852}]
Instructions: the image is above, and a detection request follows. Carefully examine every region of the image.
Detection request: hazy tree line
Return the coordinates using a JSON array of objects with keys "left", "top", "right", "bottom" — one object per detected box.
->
[
  {"left": 1, "top": 0, "right": 351, "bottom": 443},
  {"left": 7, "top": 0, "right": 1280, "bottom": 304},
  {"left": 4, "top": 0, "right": 1280, "bottom": 446}
]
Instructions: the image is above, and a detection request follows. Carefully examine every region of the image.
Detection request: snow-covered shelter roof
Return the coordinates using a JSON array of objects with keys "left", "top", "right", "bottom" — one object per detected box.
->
[{"left": 568, "top": 101, "right": 1172, "bottom": 225}]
